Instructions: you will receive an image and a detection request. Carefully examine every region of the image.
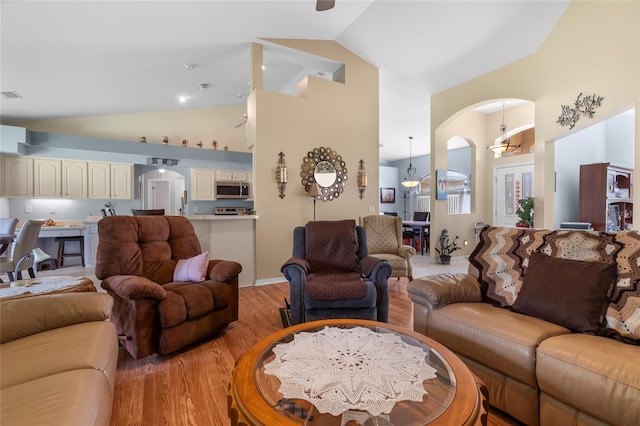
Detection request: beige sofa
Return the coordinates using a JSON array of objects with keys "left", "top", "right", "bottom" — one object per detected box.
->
[
  {"left": 408, "top": 226, "right": 640, "bottom": 426},
  {"left": 0, "top": 292, "right": 118, "bottom": 426}
]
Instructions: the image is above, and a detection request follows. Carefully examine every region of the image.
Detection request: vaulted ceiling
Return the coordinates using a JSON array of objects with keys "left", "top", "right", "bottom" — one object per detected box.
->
[{"left": 0, "top": 0, "right": 569, "bottom": 160}]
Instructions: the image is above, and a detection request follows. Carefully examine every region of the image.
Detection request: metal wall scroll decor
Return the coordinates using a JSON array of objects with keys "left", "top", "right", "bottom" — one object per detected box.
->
[
  {"left": 300, "top": 147, "right": 347, "bottom": 202},
  {"left": 357, "top": 159, "right": 367, "bottom": 199},
  {"left": 276, "top": 152, "right": 287, "bottom": 199},
  {"left": 556, "top": 92, "right": 604, "bottom": 129}
]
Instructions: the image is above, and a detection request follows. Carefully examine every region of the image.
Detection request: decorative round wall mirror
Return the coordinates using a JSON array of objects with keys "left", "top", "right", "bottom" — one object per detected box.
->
[{"left": 300, "top": 147, "right": 347, "bottom": 202}]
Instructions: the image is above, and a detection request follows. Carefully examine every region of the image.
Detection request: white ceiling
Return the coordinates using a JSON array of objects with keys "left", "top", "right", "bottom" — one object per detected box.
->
[{"left": 0, "top": 0, "right": 569, "bottom": 161}]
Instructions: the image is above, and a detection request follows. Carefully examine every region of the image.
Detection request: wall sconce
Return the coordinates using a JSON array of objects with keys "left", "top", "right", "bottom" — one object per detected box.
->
[
  {"left": 357, "top": 159, "right": 367, "bottom": 199},
  {"left": 276, "top": 152, "right": 287, "bottom": 199}
]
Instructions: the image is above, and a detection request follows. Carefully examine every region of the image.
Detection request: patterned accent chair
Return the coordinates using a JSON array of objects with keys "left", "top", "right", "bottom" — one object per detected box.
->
[
  {"left": 281, "top": 220, "right": 393, "bottom": 325},
  {"left": 95, "top": 215, "right": 242, "bottom": 359},
  {"left": 360, "top": 215, "right": 416, "bottom": 280}
]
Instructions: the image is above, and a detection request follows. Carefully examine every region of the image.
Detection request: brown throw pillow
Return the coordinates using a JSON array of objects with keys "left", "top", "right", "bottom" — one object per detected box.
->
[{"left": 512, "top": 252, "right": 616, "bottom": 333}]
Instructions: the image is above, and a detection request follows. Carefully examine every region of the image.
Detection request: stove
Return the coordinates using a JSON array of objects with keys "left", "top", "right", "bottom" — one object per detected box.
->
[{"left": 214, "top": 207, "right": 247, "bottom": 215}]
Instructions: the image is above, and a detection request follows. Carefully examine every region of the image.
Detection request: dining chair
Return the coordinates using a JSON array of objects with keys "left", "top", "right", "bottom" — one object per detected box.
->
[
  {"left": 0, "top": 219, "right": 45, "bottom": 282},
  {"left": 131, "top": 209, "right": 165, "bottom": 216},
  {"left": 0, "top": 218, "right": 19, "bottom": 256}
]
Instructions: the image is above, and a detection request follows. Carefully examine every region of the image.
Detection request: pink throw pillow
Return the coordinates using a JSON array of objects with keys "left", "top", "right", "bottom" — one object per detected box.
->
[{"left": 173, "top": 252, "right": 209, "bottom": 282}]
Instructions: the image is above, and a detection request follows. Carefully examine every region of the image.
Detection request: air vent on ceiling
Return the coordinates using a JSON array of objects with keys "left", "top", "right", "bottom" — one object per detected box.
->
[
  {"left": 198, "top": 83, "right": 210, "bottom": 90},
  {"left": 2, "top": 91, "right": 22, "bottom": 99}
]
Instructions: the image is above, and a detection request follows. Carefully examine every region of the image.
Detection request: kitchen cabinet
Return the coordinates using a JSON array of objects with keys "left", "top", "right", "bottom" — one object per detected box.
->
[
  {"left": 88, "top": 162, "right": 133, "bottom": 200},
  {"left": 62, "top": 160, "right": 88, "bottom": 199},
  {"left": 34, "top": 158, "right": 62, "bottom": 198},
  {"left": 216, "top": 169, "right": 249, "bottom": 182},
  {"left": 579, "top": 162, "right": 633, "bottom": 231},
  {"left": 191, "top": 168, "right": 216, "bottom": 200},
  {"left": 84, "top": 222, "right": 99, "bottom": 265},
  {"left": 1, "top": 155, "right": 33, "bottom": 197}
]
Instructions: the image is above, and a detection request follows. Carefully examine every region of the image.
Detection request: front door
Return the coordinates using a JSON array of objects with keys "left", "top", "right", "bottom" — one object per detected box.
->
[{"left": 494, "top": 163, "right": 534, "bottom": 227}]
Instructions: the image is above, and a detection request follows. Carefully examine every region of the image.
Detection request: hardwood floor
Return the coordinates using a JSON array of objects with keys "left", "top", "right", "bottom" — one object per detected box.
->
[{"left": 35, "top": 257, "right": 519, "bottom": 425}]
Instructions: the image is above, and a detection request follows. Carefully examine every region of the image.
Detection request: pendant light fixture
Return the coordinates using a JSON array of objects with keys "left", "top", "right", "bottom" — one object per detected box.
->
[
  {"left": 401, "top": 136, "right": 420, "bottom": 188},
  {"left": 488, "top": 101, "right": 521, "bottom": 154}
]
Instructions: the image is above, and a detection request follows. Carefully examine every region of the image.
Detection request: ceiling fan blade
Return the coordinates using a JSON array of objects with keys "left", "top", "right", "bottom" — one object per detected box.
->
[{"left": 316, "top": 0, "right": 335, "bottom": 12}]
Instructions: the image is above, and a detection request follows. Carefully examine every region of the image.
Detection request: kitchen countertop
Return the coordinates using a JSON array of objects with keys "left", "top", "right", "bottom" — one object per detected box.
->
[{"left": 186, "top": 215, "right": 258, "bottom": 220}]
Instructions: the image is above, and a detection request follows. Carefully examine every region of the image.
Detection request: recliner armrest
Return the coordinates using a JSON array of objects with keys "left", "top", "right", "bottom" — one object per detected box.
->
[
  {"left": 281, "top": 257, "right": 310, "bottom": 275},
  {"left": 407, "top": 273, "right": 482, "bottom": 310},
  {"left": 101, "top": 275, "right": 167, "bottom": 300},
  {"left": 398, "top": 245, "right": 417, "bottom": 258},
  {"left": 207, "top": 260, "right": 242, "bottom": 282}
]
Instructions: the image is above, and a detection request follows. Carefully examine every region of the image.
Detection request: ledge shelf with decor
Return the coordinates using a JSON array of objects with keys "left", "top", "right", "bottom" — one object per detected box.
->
[{"left": 579, "top": 162, "right": 633, "bottom": 231}]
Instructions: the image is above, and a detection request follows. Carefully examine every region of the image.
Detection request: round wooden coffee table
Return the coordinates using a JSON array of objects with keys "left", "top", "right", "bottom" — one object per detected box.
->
[
  {"left": 0, "top": 276, "right": 96, "bottom": 300},
  {"left": 228, "top": 319, "right": 487, "bottom": 425}
]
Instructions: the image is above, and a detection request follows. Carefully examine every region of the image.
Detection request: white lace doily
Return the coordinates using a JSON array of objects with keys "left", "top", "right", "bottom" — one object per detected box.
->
[
  {"left": 264, "top": 326, "right": 437, "bottom": 417},
  {"left": 0, "top": 276, "right": 87, "bottom": 298}
]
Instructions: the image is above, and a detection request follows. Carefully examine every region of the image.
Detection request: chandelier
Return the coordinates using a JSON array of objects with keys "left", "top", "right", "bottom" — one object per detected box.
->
[
  {"left": 488, "top": 101, "right": 521, "bottom": 154},
  {"left": 401, "top": 136, "right": 420, "bottom": 188}
]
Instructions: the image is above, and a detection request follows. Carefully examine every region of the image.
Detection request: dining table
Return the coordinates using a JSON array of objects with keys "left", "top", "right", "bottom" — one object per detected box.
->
[{"left": 402, "top": 220, "right": 430, "bottom": 255}]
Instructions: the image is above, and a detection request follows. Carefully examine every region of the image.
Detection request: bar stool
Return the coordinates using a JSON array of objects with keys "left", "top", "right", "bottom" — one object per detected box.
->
[{"left": 55, "top": 236, "right": 85, "bottom": 267}]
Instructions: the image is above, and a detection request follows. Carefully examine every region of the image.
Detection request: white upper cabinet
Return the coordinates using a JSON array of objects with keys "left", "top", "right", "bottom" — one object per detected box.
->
[
  {"left": 191, "top": 168, "right": 216, "bottom": 200},
  {"left": 34, "top": 158, "right": 62, "bottom": 198},
  {"left": 88, "top": 162, "right": 133, "bottom": 200},
  {"left": 62, "top": 160, "right": 88, "bottom": 199},
  {"left": 2, "top": 155, "right": 33, "bottom": 198}
]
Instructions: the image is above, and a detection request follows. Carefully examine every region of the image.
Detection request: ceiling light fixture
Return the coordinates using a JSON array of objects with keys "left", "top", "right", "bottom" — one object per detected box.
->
[
  {"left": 401, "top": 136, "right": 420, "bottom": 188},
  {"left": 488, "top": 101, "right": 521, "bottom": 154},
  {"left": 179, "top": 96, "right": 187, "bottom": 103}
]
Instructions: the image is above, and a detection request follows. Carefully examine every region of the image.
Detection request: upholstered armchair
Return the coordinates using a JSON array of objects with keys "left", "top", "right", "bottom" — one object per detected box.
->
[
  {"left": 360, "top": 215, "right": 416, "bottom": 280},
  {"left": 281, "top": 220, "right": 392, "bottom": 325},
  {"left": 95, "top": 215, "right": 242, "bottom": 359}
]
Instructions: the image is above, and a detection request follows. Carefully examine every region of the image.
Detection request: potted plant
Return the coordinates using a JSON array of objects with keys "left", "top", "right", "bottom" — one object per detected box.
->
[
  {"left": 516, "top": 197, "right": 534, "bottom": 228},
  {"left": 435, "top": 229, "right": 461, "bottom": 264}
]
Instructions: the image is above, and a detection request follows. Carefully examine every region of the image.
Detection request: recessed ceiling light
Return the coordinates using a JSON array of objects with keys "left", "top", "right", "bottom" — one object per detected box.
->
[
  {"left": 179, "top": 96, "right": 187, "bottom": 103},
  {"left": 198, "top": 83, "right": 210, "bottom": 90},
  {"left": 261, "top": 65, "right": 266, "bottom": 70},
  {"left": 184, "top": 64, "right": 195, "bottom": 71}
]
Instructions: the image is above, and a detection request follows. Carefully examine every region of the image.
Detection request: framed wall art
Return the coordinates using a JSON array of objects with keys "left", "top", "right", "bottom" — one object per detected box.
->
[{"left": 380, "top": 188, "right": 395, "bottom": 203}]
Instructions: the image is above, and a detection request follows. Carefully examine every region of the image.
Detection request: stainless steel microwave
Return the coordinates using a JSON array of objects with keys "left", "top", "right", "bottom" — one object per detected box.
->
[{"left": 215, "top": 181, "right": 250, "bottom": 199}]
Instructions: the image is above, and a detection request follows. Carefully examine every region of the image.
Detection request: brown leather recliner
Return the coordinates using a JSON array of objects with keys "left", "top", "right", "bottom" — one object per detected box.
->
[{"left": 95, "top": 215, "right": 242, "bottom": 359}]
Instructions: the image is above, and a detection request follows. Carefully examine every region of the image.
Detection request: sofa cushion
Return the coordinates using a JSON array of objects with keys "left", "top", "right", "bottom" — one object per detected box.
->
[
  {"left": 305, "top": 272, "right": 367, "bottom": 300},
  {"left": 0, "top": 321, "right": 117, "bottom": 391},
  {"left": 537, "top": 333, "right": 640, "bottom": 425},
  {"left": 173, "top": 251, "right": 209, "bottom": 282},
  {"left": 427, "top": 303, "right": 570, "bottom": 387},
  {"left": 159, "top": 281, "right": 232, "bottom": 328},
  {"left": 0, "top": 369, "right": 113, "bottom": 426},
  {"left": 512, "top": 253, "right": 616, "bottom": 333}
]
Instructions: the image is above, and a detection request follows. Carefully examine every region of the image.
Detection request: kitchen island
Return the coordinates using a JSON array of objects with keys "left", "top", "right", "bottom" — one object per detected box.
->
[{"left": 187, "top": 215, "right": 258, "bottom": 287}]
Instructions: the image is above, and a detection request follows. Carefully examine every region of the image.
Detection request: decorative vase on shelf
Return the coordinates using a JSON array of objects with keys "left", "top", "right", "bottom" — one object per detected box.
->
[
  {"left": 439, "top": 255, "right": 451, "bottom": 265},
  {"left": 516, "top": 222, "right": 531, "bottom": 228}
]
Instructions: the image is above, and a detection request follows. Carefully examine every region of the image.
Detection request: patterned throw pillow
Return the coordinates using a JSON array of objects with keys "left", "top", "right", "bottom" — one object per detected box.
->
[{"left": 173, "top": 251, "right": 209, "bottom": 282}]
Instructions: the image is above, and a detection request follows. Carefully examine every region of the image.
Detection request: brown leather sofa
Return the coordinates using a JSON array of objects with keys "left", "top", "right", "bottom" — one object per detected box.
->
[
  {"left": 95, "top": 215, "right": 242, "bottom": 359},
  {"left": 0, "top": 293, "right": 118, "bottom": 426},
  {"left": 408, "top": 226, "right": 640, "bottom": 426}
]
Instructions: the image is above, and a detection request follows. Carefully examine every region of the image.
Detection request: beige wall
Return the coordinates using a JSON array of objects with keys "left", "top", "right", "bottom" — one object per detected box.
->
[
  {"left": 11, "top": 105, "right": 249, "bottom": 152},
  {"left": 250, "top": 39, "right": 379, "bottom": 282},
  {"left": 6, "top": 39, "right": 379, "bottom": 284},
  {"left": 430, "top": 1, "right": 639, "bottom": 248}
]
